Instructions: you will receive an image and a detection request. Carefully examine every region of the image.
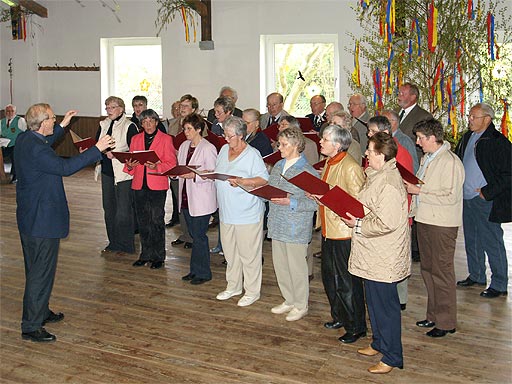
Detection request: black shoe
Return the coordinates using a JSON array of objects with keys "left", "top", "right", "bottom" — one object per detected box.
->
[
  {"left": 339, "top": 331, "right": 366, "bottom": 344},
  {"left": 184, "top": 242, "right": 193, "bottom": 249},
  {"left": 165, "top": 219, "right": 179, "bottom": 228},
  {"left": 132, "top": 259, "right": 149, "bottom": 267},
  {"left": 190, "top": 277, "right": 211, "bottom": 285},
  {"left": 480, "top": 288, "right": 508, "bottom": 298},
  {"left": 208, "top": 218, "right": 219, "bottom": 228},
  {"left": 101, "top": 246, "right": 116, "bottom": 254},
  {"left": 457, "top": 276, "right": 486, "bottom": 287},
  {"left": 400, "top": 303, "right": 406, "bottom": 311},
  {"left": 426, "top": 327, "right": 456, "bottom": 337},
  {"left": 182, "top": 273, "right": 195, "bottom": 281},
  {"left": 150, "top": 261, "right": 164, "bottom": 269},
  {"left": 22, "top": 328, "right": 56, "bottom": 342},
  {"left": 324, "top": 321, "right": 344, "bottom": 330},
  {"left": 221, "top": 258, "right": 227, "bottom": 265},
  {"left": 42, "top": 311, "right": 64, "bottom": 326},
  {"left": 171, "top": 239, "right": 185, "bottom": 246},
  {"left": 416, "top": 319, "right": 435, "bottom": 328}
]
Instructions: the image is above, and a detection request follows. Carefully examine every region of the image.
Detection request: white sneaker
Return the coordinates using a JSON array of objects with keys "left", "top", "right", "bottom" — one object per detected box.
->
[
  {"left": 286, "top": 307, "right": 308, "bottom": 321},
  {"left": 216, "top": 290, "right": 242, "bottom": 301},
  {"left": 237, "top": 295, "right": 260, "bottom": 307},
  {"left": 271, "top": 302, "right": 294, "bottom": 314}
]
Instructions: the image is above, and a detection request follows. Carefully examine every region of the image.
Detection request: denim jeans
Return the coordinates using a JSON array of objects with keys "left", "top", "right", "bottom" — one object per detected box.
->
[
  {"left": 463, "top": 197, "right": 508, "bottom": 291},
  {"left": 183, "top": 209, "right": 212, "bottom": 279}
]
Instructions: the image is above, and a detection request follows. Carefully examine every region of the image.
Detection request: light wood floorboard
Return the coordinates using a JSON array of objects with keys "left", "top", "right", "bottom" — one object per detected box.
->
[{"left": 1, "top": 167, "right": 511, "bottom": 383}]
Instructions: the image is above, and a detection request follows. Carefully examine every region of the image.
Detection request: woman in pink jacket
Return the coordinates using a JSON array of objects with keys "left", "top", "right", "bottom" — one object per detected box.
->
[
  {"left": 124, "top": 109, "right": 177, "bottom": 269},
  {"left": 178, "top": 114, "right": 218, "bottom": 285}
]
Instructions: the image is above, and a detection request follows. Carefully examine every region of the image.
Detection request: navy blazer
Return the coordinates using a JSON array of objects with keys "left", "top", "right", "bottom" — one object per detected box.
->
[{"left": 14, "top": 125, "right": 102, "bottom": 239}]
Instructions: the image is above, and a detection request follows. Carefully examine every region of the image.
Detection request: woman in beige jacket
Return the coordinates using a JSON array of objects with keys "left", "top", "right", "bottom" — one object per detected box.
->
[{"left": 345, "top": 132, "right": 411, "bottom": 374}]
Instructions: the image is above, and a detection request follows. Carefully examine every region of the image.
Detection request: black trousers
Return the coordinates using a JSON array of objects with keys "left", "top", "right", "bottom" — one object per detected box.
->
[
  {"left": 101, "top": 174, "right": 135, "bottom": 253},
  {"left": 134, "top": 188, "right": 167, "bottom": 262},
  {"left": 20, "top": 233, "right": 60, "bottom": 333},
  {"left": 321, "top": 238, "right": 366, "bottom": 334}
]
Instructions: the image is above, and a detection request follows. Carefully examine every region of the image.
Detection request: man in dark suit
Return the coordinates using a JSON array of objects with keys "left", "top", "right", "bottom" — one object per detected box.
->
[
  {"left": 15, "top": 103, "right": 112, "bottom": 342},
  {"left": 348, "top": 94, "right": 370, "bottom": 153},
  {"left": 260, "top": 92, "right": 290, "bottom": 129},
  {"left": 397, "top": 83, "right": 432, "bottom": 263},
  {"left": 207, "top": 86, "right": 242, "bottom": 123},
  {"left": 397, "top": 82, "right": 432, "bottom": 159},
  {"left": 306, "top": 95, "right": 327, "bottom": 131}
]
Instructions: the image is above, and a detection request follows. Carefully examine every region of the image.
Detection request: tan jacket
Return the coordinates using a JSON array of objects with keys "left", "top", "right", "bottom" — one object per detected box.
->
[
  {"left": 349, "top": 159, "right": 411, "bottom": 283},
  {"left": 411, "top": 142, "right": 464, "bottom": 227},
  {"left": 317, "top": 151, "right": 364, "bottom": 239},
  {"left": 98, "top": 114, "right": 134, "bottom": 184}
]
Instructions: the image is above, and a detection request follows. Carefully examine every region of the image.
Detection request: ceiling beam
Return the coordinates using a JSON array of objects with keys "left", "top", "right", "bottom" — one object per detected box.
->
[{"left": 2, "top": 0, "right": 48, "bottom": 18}]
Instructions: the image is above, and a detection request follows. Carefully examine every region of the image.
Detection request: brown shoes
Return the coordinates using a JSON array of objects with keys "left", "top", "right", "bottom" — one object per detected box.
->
[
  {"left": 357, "top": 345, "right": 379, "bottom": 356},
  {"left": 368, "top": 361, "right": 394, "bottom": 374}
]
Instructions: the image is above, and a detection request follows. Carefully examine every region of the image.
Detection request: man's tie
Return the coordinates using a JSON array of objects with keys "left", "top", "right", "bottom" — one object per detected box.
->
[
  {"left": 315, "top": 115, "right": 321, "bottom": 127},
  {"left": 399, "top": 110, "right": 405, "bottom": 122},
  {"left": 270, "top": 116, "right": 277, "bottom": 126},
  {"left": 7, "top": 119, "right": 10, "bottom": 127}
]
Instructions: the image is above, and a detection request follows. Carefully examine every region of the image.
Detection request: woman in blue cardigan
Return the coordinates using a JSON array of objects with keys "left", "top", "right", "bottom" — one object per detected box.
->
[{"left": 267, "top": 127, "right": 319, "bottom": 321}]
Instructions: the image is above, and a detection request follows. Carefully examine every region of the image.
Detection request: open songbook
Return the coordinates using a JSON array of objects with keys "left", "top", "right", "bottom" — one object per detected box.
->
[
  {"left": 69, "top": 130, "right": 96, "bottom": 150},
  {"left": 188, "top": 167, "right": 237, "bottom": 181},
  {"left": 282, "top": 171, "right": 366, "bottom": 219},
  {"left": 111, "top": 150, "right": 160, "bottom": 164},
  {"left": 239, "top": 184, "right": 289, "bottom": 199},
  {"left": 148, "top": 165, "right": 200, "bottom": 177}
]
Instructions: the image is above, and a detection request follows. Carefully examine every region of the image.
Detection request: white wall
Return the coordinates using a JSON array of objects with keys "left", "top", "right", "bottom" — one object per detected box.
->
[{"left": 0, "top": 0, "right": 361, "bottom": 117}]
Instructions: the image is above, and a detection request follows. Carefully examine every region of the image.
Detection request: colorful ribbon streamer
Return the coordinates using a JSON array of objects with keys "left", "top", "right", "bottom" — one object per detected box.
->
[
  {"left": 501, "top": 99, "right": 512, "bottom": 142},
  {"left": 352, "top": 41, "right": 361, "bottom": 87},
  {"left": 487, "top": 12, "right": 495, "bottom": 60},
  {"left": 427, "top": 1, "right": 438, "bottom": 53}
]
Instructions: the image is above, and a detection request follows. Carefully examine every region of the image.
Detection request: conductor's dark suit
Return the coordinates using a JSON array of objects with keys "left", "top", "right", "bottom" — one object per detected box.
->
[{"left": 15, "top": 124, "right": 102, "bottom": 333}]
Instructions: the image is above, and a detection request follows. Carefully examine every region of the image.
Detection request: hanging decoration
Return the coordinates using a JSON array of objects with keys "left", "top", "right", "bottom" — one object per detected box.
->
[
  {"left": 500, "top": 99, "right": 512, "bottom": 141},
  {"left": 468, "top": 0, "right": 475, "bottom": 19},
  {"left": 373, "top": 68, "right": 384, "bottom": 111},
  {"left": 10, "top": 7, "right": 27, "bottom": 41},
  {"left": 431, "top": 61, "right": 444, "bottom": 110},
  {"left": 384, "top": 43, "right": 394, "bottom": 94},
  {"left": 179, "top": 5, "right": 197, "bottom": 43},
  {"left": 487, "top": 12, "right": 495, "bottom": 60},
  {"left": 408, "top": 18, "right": 422, "bottom": 62},
  {"left": 385, "top": 0, "right": 395, "bottom": 44},
  {"left": 456, "top": 42, "right": 465, "bottom": 117},
  {"left": 427, "top": 0, "right": 438, "bottom": 53},
  {"left": 351, "top": 40, "right": 361, "bottom": 87},
  {"left": 359, "top": 0, "right": 370, "bottom": 10}
]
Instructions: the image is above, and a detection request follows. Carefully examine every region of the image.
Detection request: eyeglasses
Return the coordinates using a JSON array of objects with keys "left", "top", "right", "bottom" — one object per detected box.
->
[
  {"left": 468, "top": 114, "right": 488, "bottom": 120},
  {"left": 47, "top": 115, "right": 56, "bottom": 122},
  {"left": 416, "top": 135, "right": 429, "bottom": 142},
  {"left": 347, "top": 102, "right": 361, "bottom": 107},
  {"left": 223, "top": 133, "right": 238, "bottom": 140},
  {"left": 266, "top": 103, "right": 282, "bottom": 108},
  {"left": 310, "top": 101, "right": 325, "bottom": 107},
  {"left": 105, "top": 105, "right": 120, "bottom": 111},
  {"left": 141, "top": 119, "right": 156, "bottom": 124}
]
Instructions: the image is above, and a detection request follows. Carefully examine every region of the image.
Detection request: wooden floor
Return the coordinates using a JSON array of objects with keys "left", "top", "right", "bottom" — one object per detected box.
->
[{"left": 1, "top": 167, "right": 511, "bottom": 384}]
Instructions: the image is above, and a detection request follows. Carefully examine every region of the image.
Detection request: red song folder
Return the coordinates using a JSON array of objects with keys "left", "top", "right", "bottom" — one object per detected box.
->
[
  {"left": 313, "top": 158, "right": 326, "bottom": 170},
  {"left": 396, "top": 161, "right": 424, "bottom": 185},
  {"left": 282, "top": 171, "right": 330, "bottom": 195},
  {"left": 69, "top": 130, "right": 96, "bottom": 150},
  {"left": 111, "top": 150, "right": 160, "bottom": 164},
  {"left": 240, "top": 184, "right": 288, "bottom": 199},
  {"left": 262, "top": 123, "right": 280, "bottom": 142},
  {"left": 172, "top": 131, "right": 187, "bottom": 151},
  {"left": 319, "top": 185, "right": 365, "bottom": 220},
  {"left": 262, "top": 151, "right": 282, "bottom": 166},
  {"left": 148, "top": 165, "right": 200, "bottom": 177},
  {"left": 206, "top": 131, "right": 228, "bottom": 153},
  {"left": 189, "top": 168, "right": 237, "bottom": 181},
  {"left": 297, "top": 117, "right": 315, "bottom": 132}
]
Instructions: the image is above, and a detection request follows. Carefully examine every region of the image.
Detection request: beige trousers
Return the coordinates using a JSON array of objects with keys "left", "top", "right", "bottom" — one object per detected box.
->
[
  {"left": 220, "top": 218, "right": 263, "bottom": 297},
  {"left": 272, "top": 240, "right": 309, "bottom": 310}
]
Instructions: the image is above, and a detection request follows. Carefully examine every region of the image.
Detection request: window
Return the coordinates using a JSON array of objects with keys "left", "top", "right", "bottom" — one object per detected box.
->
[
  {"left": 261, "top": 34, "right": 339, "bottom": 116},
  {"left": 100, "top": 37, "right": 163, "bottom": 115}
]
